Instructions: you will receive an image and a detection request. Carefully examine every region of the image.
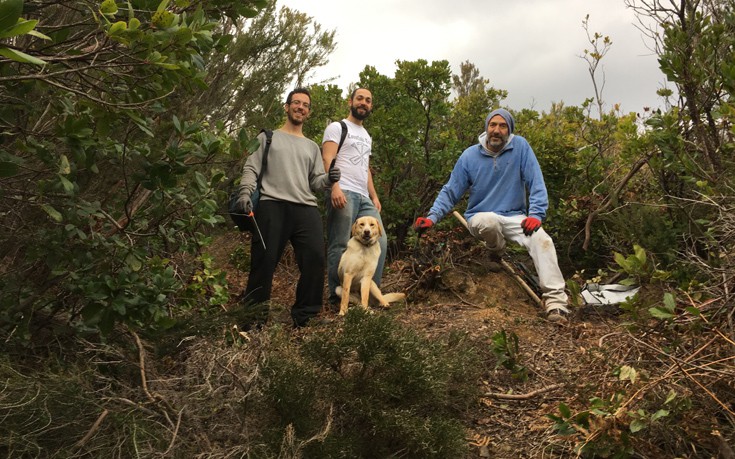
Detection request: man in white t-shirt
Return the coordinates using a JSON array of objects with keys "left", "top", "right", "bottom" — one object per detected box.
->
[{"left": 321, "top": 88, "right": 387, "bottom": 307}]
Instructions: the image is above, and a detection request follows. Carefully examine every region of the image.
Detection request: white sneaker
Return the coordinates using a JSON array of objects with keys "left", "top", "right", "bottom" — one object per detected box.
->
[{"left": 546, "top": 307, "right": 569, "bottom": 324}]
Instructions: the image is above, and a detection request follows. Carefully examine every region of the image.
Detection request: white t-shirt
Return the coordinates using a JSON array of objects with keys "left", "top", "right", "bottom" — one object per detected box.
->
[{"left": 322, "top": 119, "right": 371, "bottom": 197}]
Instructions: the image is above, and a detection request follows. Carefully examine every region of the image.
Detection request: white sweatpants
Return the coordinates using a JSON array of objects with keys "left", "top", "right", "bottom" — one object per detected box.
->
[{"left": 468, "top": 212, "right": 569, "bottom": 313}]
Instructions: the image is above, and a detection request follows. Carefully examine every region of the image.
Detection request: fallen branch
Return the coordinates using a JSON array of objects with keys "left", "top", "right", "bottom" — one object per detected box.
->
[
  {"left": 486, "top": 383, "right": 564, "bottom": 400},
  {"left": 73, "top": 409, "right": 109, "bottom": 449}
]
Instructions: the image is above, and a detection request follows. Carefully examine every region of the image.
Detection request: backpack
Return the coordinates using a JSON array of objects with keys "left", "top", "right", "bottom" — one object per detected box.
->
[{"left": 228, "top": 129, "right": 272, "bottom": 233}]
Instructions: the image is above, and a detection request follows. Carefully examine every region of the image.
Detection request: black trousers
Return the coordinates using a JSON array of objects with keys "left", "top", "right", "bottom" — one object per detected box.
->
[{"left": 242, "top": 200, "right": 325, "bottom": 327}]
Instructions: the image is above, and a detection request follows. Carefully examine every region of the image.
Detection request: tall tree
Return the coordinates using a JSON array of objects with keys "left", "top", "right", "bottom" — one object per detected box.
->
[
  {"left": 449, "top": 60, "right": 507, "bottom": 149},
  {"left": 194, "top": 3, "right": 336, "bottom": 135}
]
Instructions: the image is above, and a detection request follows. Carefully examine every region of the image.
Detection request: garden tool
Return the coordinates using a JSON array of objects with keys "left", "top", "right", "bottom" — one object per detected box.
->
[{"left": 249, "top": 211, "right": 266, "bottom": 251}]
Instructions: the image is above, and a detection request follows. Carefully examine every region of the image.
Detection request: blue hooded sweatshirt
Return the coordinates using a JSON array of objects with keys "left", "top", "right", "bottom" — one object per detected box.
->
[{"left": 426, "top": 108, "right": 548, "bottom": 224}]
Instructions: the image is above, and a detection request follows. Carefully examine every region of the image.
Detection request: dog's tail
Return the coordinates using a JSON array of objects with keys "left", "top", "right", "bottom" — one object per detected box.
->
[{"left": 381, "top": 293, "right": 406, "bottom": 303}]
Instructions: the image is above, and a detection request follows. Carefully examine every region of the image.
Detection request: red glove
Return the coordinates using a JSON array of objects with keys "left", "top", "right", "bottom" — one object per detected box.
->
[
  {"left": 414, "top": 217, "right": 434, "bottom": 233},
  {"left": 521, "top": 217, "right": 542, "bottom": 236}
]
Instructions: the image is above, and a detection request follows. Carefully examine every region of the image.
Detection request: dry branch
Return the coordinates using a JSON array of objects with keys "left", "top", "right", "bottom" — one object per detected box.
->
[{"left": 486, "top": 383, "right": 564, "bottom": 400}]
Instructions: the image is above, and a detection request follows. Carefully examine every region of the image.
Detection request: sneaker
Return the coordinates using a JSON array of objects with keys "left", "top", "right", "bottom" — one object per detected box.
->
[{"left": 546, "top": 307, "right": 570, "bottom": 324}]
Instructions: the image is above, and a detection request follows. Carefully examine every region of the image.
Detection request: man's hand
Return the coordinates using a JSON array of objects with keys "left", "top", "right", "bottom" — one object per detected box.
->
[
  {"left": 413, "top": 217, "right": 434, "bottom": 234},
  {"left": 328, "top": 158, "right": 341, "bottom": 183},
  {"left": 521, "top": 216, "right": 541, "bottom": 236},
  {"left": 237, "top": 193, "right": 253, "bottom": 215}
]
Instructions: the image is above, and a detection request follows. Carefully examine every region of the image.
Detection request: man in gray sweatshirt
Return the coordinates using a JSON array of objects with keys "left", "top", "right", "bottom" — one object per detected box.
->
[{"left": 235, "top": 88, "right": 340, "bottom": 328}]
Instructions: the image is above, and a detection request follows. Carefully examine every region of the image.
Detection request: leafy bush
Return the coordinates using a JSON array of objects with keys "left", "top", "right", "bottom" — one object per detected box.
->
[{"left": 257, "top": 309, "right": 481, "bottom": 458}]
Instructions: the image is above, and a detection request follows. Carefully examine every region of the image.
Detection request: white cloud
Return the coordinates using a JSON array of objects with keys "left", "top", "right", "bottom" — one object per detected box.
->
[{"left": 280, "top": 0, "right": 668, "bottom": 113}]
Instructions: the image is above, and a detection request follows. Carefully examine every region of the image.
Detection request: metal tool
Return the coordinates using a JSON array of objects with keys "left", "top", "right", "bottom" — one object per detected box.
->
[{"left": 248, "top": 211, "right": 267, "bottom": 251}]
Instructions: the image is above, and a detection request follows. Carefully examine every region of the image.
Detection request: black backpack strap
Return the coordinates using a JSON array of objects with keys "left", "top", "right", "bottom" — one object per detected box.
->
[
  {"left": 337, "top": 120, "right": 348, "bottom": 153},
  {"left": 255, "top": 129, "right": 273, "bottom": 192}
]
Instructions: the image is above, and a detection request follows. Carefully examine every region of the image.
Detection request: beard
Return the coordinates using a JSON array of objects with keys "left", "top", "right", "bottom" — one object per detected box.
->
[
  {"left": 350, "top": 105, "right": 371, "bottom": 121},
  {"left": 287, "top": 111, "right": 305, "bottom": 125},
  {"left": 487, "top": 134, "right": 508, "bottom": 152}
]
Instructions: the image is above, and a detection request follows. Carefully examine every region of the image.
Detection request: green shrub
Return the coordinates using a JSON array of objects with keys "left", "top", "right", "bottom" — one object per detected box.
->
[{"left": 256, "top": 309, "right": 480, "bottom": 458}]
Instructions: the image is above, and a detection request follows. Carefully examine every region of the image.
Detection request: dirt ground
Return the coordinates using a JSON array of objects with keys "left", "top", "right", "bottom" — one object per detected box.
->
[{"left": 211, "top": 229, "right": 691, "bottom": 459}]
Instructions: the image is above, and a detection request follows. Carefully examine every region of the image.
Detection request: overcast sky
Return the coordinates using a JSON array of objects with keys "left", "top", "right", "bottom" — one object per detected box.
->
[{"left": 278, "top": 0, "right": 671, "bottom": 114}]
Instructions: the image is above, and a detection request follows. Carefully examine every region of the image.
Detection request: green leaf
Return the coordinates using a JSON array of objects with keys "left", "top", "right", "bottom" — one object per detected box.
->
[
  {"left": 194, "top": 171, "right": 208, "bottom": 191},
  {"left": 619, "top": 365, "right": 637, "bottom": 384},
  {"left": 153, "top": 61, "right": 180, "bottom": 70},
  {"left": 27, "top": 29, "right": 50, "bottom": 40},
  {"left": 41, "top": 203, "right": 63, "bottom": 222},
  {"left": 633, "top": 245, "right": 646, "bottom": 265},
  {"left": 685, "top": 306, "right": 701, "bottom": 316},
  {"left": 0, "top": 46, "right": 45, "bottom": 65},
  {"left": 558, "top": 402, "right": 571, "bottom": 418},
  {"left": 59, "top": 175, "right": 74, "bottom": 194},
  {"left": 664, "top": 390, "right": 677, "bottom": 405},
  {"left": 650, "top": 409, "right": 669, "bottom": 422},
  {"left": 630, "top": 419, "right": 647, "bottom": 433},
  {"left": 108, "top": 20, "right": 127, "bottom": 34},
  {"left": 0, "top": 18, "right": 37, "bottom": 38},
  {"left": 613, "top": 251, "right": 627, "bottom": 269},
  {"left": 663, "top": 292, "right": 676, "bottom": 312},
  {"left": 0, "top": 160, "right": 19, "bottom": 177},
  {"left": 59, "top": 154, "right": 71, "bottom": 175},
  {"left": 156, "top": 0, "right": 170, "bottom": 12},
  {"left": 0, "top": 0, "right": 22, "bottom": 32},
  {"left": 100, "top": 0, "right": 118, "bottom": 15},
  {"left": 125, "top": 253, "right": 143, "bottom": 272},
  {"left": 649, "top": 306, "right": 675, "bottom": 320}
]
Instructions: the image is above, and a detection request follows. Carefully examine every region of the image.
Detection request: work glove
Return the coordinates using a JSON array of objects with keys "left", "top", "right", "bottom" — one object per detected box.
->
[
  {"left": 328, "top": 158, "right": 341, "bottom": 183},
  {"left": 413, "top": 217, "right": 434, "bottom": 234},
  {"left": 237, "top": 192, "right": 253, "bottom": 215},
  {"left": 520, "top": 216, "right": 542, "bottom": 236}
]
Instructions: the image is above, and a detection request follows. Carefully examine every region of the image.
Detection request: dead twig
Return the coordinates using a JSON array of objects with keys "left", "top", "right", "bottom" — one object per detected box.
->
[
  {"left": 73, "top": 409, "right": 109, "bottom": 450},
  {"left": 486, "top": 383, "right": 564, "bottom": 400},
  {"left": 451, "top": 290, "right": 484, "bottom": 308},
  {"left": 161, "top": 407, "right": 185, "bottom": 457},
  {"left": 130, "top": 329, "right": 156, "bottom": 404}
]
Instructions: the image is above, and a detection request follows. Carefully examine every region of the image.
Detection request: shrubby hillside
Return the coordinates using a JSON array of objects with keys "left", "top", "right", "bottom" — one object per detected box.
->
[{"left": 0, "top": 0, "right": 733, "bottom": 457}]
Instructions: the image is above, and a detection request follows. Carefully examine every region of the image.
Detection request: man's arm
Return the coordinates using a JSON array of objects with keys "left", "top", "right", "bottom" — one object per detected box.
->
[
  {"left": 368, "top": 168, "right": 381, "bottom": 212},
  {"left": 322, "top": 140, "right": 346, "bottom": 209},
  {"left": 321, "top": 140, "right": 338, "bottom": 177}
]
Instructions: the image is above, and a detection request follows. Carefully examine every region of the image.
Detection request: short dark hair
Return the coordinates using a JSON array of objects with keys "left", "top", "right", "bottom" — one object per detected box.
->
[
  {"left": 286, "top": 87, "right": 311, "bottom": 104},
  {"left": 350, "top": 87, "right": 371, "bottom": 100}
]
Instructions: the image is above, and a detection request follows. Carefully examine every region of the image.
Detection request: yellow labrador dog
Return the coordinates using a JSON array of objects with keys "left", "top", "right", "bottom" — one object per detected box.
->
[{"left": 336, "top": 216, "right": 406, "bottom": 315}]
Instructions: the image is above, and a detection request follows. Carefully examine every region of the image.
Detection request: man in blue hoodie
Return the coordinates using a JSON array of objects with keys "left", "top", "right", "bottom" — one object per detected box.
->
[{"left": 414, "top": 108, "right": 570, "bottom": 323}]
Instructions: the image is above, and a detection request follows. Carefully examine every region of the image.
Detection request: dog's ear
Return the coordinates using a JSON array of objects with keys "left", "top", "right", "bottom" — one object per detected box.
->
[
  {"left": 375, "top": 218, "right": 383, "bottom": 237},
  {"left": 351, "top": 220, "right": 360, "bottom": 237}
]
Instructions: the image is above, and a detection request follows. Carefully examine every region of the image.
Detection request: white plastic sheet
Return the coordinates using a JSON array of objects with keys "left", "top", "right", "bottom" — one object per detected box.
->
[{"left": 581, "top": 283, "right": 640, "bottom": 305}]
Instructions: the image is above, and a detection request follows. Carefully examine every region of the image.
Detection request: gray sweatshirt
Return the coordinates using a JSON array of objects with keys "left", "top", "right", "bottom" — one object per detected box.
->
[{"left": 240, "top": 130, "right": 330, "bottom": 207}]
